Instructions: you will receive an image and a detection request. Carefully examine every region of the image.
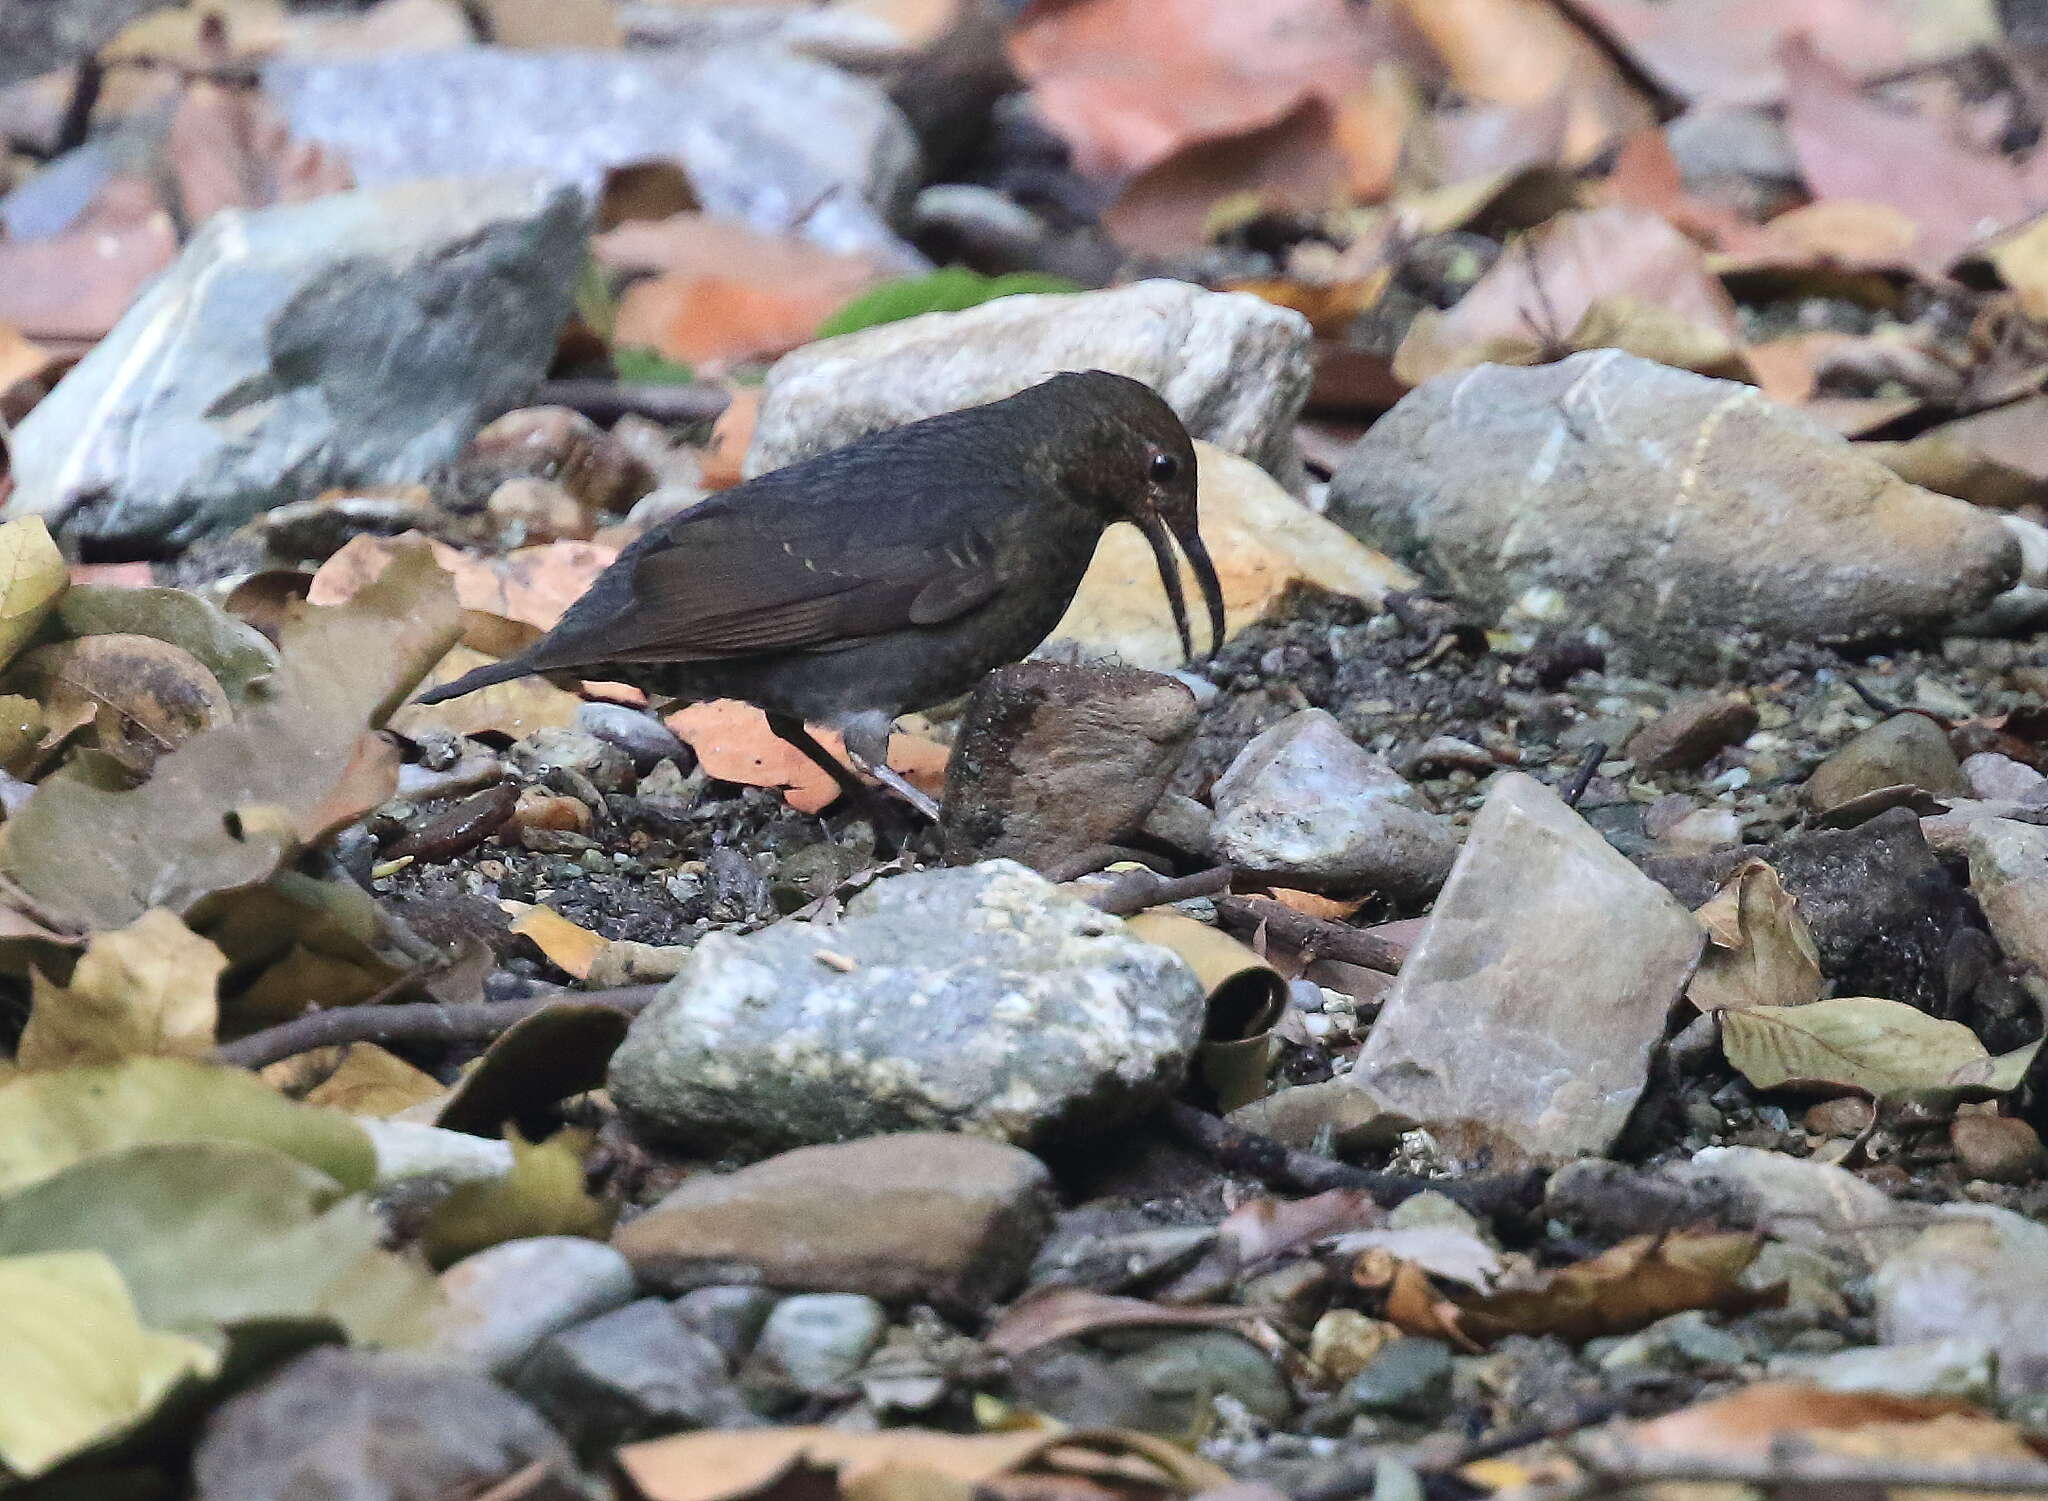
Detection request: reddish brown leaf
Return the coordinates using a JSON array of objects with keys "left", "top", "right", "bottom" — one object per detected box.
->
[
  {"left": 986, "top": 1286, "right": 1266, "bottom": 1357},
  {"left": 1447, "top": 1231, "right": 1780, "bottom": 1344},
  {"left": 0, "top": 178, "right": 177, "bottom": 343}
]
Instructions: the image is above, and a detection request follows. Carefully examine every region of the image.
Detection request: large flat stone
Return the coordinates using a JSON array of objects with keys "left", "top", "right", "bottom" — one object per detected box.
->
[{"left": 1346, "top": 772, "right": 1703, "bottom": 1162}]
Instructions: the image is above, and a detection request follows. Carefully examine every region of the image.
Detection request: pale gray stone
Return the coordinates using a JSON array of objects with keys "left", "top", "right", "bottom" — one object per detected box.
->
[
  {"left": 431, "top": 1237, "right": 638, "bottom": 1376},
  {"left": 750, "top": 1293, "right": 887, "bottom": 1394},
  {"left": 1767, "top": 1338, "right": 1998, "bottom": 1403},
  {"left": 575, "top": 702, "right": 689, "bottom": 771},
  {"left": 1964, "top": 751, "right": 2046, "bottom": 802},
  {"left": 1672, "top": 1145, "right": 1925, "bottom": 1268},
  {"left": 1328, "top": 352, "right": 2019, "bottom": 670},
  {"left": 6, "top": 176, "right": 585, "bottom": 548},
  {"left": 1345, "top": 772, "right": 1702, "bottom": 1162},
  {"left": 608, "top": 861, "right": 1205, "bottom": 1149},
  {"left": 746, "top": 280, "right": 1313, "bottom": 481},
  {"left": 1876, "top": 1207, "right": 2048, "bottom": 1394},
  {"left": 1209, "top": 708, "right": 1457, "bottom": 901},
  {"left": 264, "top": 47, "right": 921, "bottom": 265},
  {"left": 1968, "top": 818, "right": 2048, "bottom": 976}
]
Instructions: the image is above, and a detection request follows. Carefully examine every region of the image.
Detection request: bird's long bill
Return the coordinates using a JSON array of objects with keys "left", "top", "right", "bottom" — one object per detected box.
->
[{"left": 1137, "top": 511, "right": 1228, "bottom": 662}]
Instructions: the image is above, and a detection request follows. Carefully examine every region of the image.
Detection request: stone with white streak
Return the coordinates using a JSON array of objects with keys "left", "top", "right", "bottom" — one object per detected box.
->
[
  {"left": 607, "top": 861, "right": 1206, "bottom": 1150},
  {"left": 1345, "top": 773, "right": 1703, "bottom": 1162}
]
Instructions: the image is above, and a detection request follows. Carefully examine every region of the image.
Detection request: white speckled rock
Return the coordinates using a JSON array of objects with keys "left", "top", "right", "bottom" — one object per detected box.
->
[
  {"left": 744, "top": 280, "right": 1313, "bottom": 482},
  {"left": 607, "top": 861, "right": 1206, "bottom": 1149}
]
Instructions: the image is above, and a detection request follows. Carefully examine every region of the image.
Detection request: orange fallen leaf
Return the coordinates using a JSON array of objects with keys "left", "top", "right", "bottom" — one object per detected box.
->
[
  {"left": 310, "top": 533, "right": 617, "bottom": 633},
  {"left": 0, "top": 177, "right": 178, "bottom": 343},
  {"left": 986, "top": 1286, "right": 1268, "bottom": 1357},
  {"left": 66, "top": 562, "right": 156, "bottom": 589},
  {"left": 1625, "top": 1381, "right": 2004, "bottom": 1460},
  {"left": 502, "top": 902, "right": 610, "bottom": 982},
  {"left": 393, "top": 646, "right": 583, "bottom": 741},
  {"left": 701, "top": 388, "right": 759, "bottom": 491},
  {"left": 666, "top": 700, "right": 947, "bottom": 814},
  {"left": 1262, "top": 888, "right": 1365, "bottom": 922}
]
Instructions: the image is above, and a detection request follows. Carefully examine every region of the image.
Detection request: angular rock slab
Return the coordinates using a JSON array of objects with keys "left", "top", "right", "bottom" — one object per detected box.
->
[
  {"left": 745, "top": 280, "right": 1313, "bottom": 481},
  {"left": 1967, "top": 818, "right": 2048, "bottom": 977},
  {"left": 1209, "top": 708, "right": 1457, "bottom": 902},
  {"left": 608, "top": 861, "right": 1205, "bottom": 1151},
  {"left": 613, "top": 1133, "right": 1052, "bottom": 1316},
  {"left": 7, "top": 176, "right": 586, "bottom": 548},
  {"left": 1328, "top": 351, "right": 2018, "bottom": 670},
  {"left": 264, "top": 47, "right": 921, "bottom": 264},
  {"left": 1876, "top": 1207, "right": 2048, "bottom": 1395},
  {"left": 1346, "top": 772, "right": 1703, "bottom": 1162}
]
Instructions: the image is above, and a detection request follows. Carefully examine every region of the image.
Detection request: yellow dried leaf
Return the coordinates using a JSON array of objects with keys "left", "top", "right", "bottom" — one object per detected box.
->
[
  {"left": 17, "top": 909, "right": 224, "bottom": 1069},
  {"left": 420, "top": 1128, "right": 611, "bottom": 1267},
  {"left": 0, "top": 516, "right": 68, "bottom": 673},
  {"left": 1688, "top": 859, "right": 1823, "bottom": 1012},
  {"left": 503, "top": 901, "right": 610, "bottom": 981},
  {"left": 1722, "top": 996, "right": 2040, "bottom": 1100},
  {"left": 304, "top": 1044, "right": 446, "bottom": 1117}
]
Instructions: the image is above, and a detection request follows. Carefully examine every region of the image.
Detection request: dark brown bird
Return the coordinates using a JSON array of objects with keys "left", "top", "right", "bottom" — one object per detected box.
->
[{"left": 414, "top": 370, "right": 1224, "bottom": 816}]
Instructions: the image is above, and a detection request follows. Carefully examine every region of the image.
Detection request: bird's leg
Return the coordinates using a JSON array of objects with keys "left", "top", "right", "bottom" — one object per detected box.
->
[
  {"left": 763, "top": 712, "right": 873, "bottom": 810},
  {"left": 837, "top": 711, "right": 942, "bottom": 822}
]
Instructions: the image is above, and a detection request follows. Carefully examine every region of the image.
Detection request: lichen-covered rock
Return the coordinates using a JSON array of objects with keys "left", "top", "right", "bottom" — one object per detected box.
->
[
  {"left": 745, "top": 281, "right": 1312, "bottom": 482},
  {"left": 607, "top": 861, "right": 1205, "bottom": 1150},
  {"left": 1328, "top": 351, "right": 2019, "bottom": 671}
]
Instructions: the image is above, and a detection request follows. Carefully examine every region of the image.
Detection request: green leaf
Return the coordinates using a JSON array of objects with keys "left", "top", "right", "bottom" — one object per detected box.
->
[
  {"left": 0, "top": 1250, "right": 219, "bottom": 1479},
  {"left": 57, "top": 585, "right": 280, "bottom": 702},
  {"left": 0, "top": 1141, "right": 434, "bottom": 1347},
  {"left": 1721, "top": 996, "right": 2035, "bottom": 1100},
  {"left": 611, "top": 346, "right": 698, "bottom": 385},
  {"left": 816, "top": 269, "right": 1081, "bottom": 340},
  {"left": 0, "top": 1057, "right": 376, "bottom": 1197},
  {"left": 421, "top": 1128, "right": 611, "bottom": 1268}
]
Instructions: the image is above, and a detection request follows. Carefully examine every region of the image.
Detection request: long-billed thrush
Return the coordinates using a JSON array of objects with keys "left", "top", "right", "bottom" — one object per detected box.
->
[{"left": 413, "top": 370, "right": 1225, "bottom": 816}]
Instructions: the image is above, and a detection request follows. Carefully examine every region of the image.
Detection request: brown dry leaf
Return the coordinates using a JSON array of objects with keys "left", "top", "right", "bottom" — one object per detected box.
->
[
  {"left": 1687, "top": 859, "right": 1823, "bottom": 1013},
  {"left": 0, "top": 517, "right": 68, "bottom": 675},
  {"left": 600, "top": 214, "right": 884, "bottom": 371},
  {"left": 986, "top": 1287, "right": 1267, "bottom": 1357},
  {"left": 474, "top": 0, "right": 620, "bottom": 47},
  {"left": 1571, "top": 0, "right": 1993, "bottom": 110},
  {"left": 163, "top": 80, "right": 354, "bottom": 228},
  {"left": 1898, "top": 396, "right": 2048, "bottom": 485},
  {"left": 303, "top": 1043, "right": 446, "bottom": 1117},
  {"left": 1393, "top": 205, "right": 1742, "bottom": 386},
  {"left": 436, "top": 1001, "right": 629, "bottom": 1139},
  {"left": 1223, "top": 273, "right": 1392, "bottom": 339},
  {"left": 0, "top": 324, "right": 60, "bottom": 421},
  {"left": 391, "top": 645, "right": 583, "bottom": 741},
  {"left": 10, "top": 635, "right": 232, "bottom": 776},
  {"left": 1441, "top": 1231, "right": 1778, "bottom": 1344},
  {"left": 1382, "top": 1258, "right": 1475, "bottom": 1346},
  {"left": 1781, "top": 36, "right": 2048, "bottom": 276},
  {"left": 701, "top": 388, "right": 759, "bottom": 491},
  {"left": 2, "top": 543, "right": 461, "bottom": 931},
  {"left": 666, "top": 700, "right": 948, "bottom": 814},
  {"left": 16, "top": 909, "right": 224, "bottom": 1070},
  {"left": 1720, "top": 996, "right": 2039, "bottom": 1101},
  {"left": 622, "top": 1427, "right": 1230, "bottom": 1501},
  {"left": 0, "top": 177, "right": 178, "bottom": 342},
  {"left": 1386, "top": 0, "right": 1653, "bottom": 164},
  {"left": 1620, "top": 1380, "right": 2012, "bottom": 1461},
  {"left": 1007, "top": 0, "right": 1397, "bottom": 181},
  {"left": 1211, "top": 1189, "right": 1384, "bottom": 1266},
  {"left": 1974, "top": 213, "right": 2048, "bottom": 321},
  {"left": 1710, "top": 200, "right": 1926, "bottom": 279},
  {"left": 309, "top": 533, "right": 616, "bottom": 634},
  {"left": 502, "top": 903, "right": 610, "bottom": 982}
]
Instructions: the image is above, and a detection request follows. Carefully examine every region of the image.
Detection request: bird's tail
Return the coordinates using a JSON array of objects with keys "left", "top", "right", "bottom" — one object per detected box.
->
[{"left": 411, "top": 653, "right": 548, "bottom": 705}]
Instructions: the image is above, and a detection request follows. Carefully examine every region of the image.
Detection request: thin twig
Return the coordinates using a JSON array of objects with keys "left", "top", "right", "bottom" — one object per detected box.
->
[
  {"left": 213, "top": 985, "right": 661, "bottom": 1070},
  {"left": 1160, "top": 1101, "right": 1542, "bottom": 1224},
  {"left": 1295, "top": 1395, "right": 1633, "bottom": 1501},
  {"left": 1846, "top": 675, "right": 1900, "bottom": 717},
  {"left": 532, "top": 379, "right": 732, "bottom": 426},
  {"left": 1214, "top": 895, "right": 1404, "bottom": 974},
  {"left": 1077, "top": 865, "right": 1232, "bottom": 917},
  {"left": 1561, "top": 741, "right": 1605, "bottom": 809}
]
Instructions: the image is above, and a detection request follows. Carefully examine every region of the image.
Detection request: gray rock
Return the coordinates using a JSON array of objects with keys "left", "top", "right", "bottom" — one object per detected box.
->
[
  {"left": 1327, "top": 352, "right": 2019, "bottom": 670},
  {"left": 1626, "top": 693, "right": 1758, "bottom": 772},
  {"left": 513, "top": 1298, "right": 755, "bottom": 1449},
  {"left": 193, "top": 1348, "right": 578, "bottom": 1501},
  {"left": 430, "top": 1237, "right": 638, "bottom": 1376},
  {"left": 1346, "top": 772, "right": 1702, "bottom": 1163},
  {"left": 1672, "top": 1145, "right": 1925, "bottom": 1269},
  {"left": 1768, "top": 1338, "right": 1998, "bottom": 1402},
  {"left": 749, "top": 1293, "right": 887, "bottom": 1394},
  {"left": 508, "top": 726, "right": 634, "bottom": 792},
  {"left": 1341, "top": 1338, "right": 1454, "bottom": 1417},
  {"left": 1804, "top": 714, "right": 1968, "bottom": 814},
  {"left": 6, "top": 176, "right": 585, "bottom": 548},
  {"left": 1009, "top": 1330, "right": 1293, "bottom": 1436},
  {"left": 746, "top": 280, "right": 1313, "bottom": 482},
  {"left": 1210, "top": 709, "right": 1458, "bottom": 901},
  {"left": 1965, "top": 751, "right": 2045, "bottom": 802},
  {"left": 0, "top": 0, "right": 161, "bottom": 87},
  {"left": 612, "top": 1133, "right": 1052, "bottom": 1315},
  {"left": 1876, "top": 1208, "right": 2048, "bottom": 1394},
  {"left": 575, "top": 702, "right": 689, "bottom": 771},
  {"left": 264, "top": 47, "right": 921, "bottom": 265},
  {"left": 941, "top": 661, "right": 1198, "bottom": 877},
  {"left": 608, "top": 861, "right": 1206, "bottom": 1149},
  {"left": 673, "top": 1286, "right": 780, "bottom": 1363}
]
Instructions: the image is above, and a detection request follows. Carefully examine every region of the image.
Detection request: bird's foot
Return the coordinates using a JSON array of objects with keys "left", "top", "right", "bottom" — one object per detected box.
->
[{"left": 844, "top": 750, "right": 941, "bottom": 822}]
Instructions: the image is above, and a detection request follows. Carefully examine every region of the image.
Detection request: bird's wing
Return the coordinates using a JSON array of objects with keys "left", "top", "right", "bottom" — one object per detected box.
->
[{"left": 555, "top": 493, "right": 1014, "bottom": 664}]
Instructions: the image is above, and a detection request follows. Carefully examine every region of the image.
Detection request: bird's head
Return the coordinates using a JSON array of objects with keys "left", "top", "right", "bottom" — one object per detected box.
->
[{"left": 1034, "top": 370, "right": 1224, "bottom": 662}]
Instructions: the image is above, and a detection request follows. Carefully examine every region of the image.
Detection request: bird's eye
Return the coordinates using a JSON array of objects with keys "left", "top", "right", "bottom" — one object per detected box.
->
[{"left": 1148, "top": 452, "right": 1179, "bottom": 483}]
